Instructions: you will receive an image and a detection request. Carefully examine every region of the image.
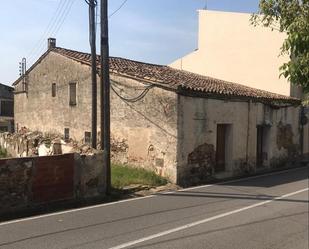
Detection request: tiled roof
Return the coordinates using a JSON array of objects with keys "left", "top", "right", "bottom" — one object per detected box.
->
[
  {"left": 52, "top": 47, "right": 299, "bottom": 105},
  {"left": 14, "top": 47, "right": 300, "bottom": 105}
]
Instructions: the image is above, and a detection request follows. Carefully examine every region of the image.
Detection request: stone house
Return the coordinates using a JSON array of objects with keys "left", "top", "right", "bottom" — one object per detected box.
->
[
  {"left": 13, "top": 39, "right": 302, "bottom": 185},
  {"left": 0, "top": 83, "right": 14, "bottom": 132}
]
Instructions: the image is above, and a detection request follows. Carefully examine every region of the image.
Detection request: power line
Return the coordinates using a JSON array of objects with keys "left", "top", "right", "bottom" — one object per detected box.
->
[
  {"left": 109, "top": 0, "right": 128, "bottom": 18},
  {"left": 31, "top": 0, "right": 76, "bottom": 62},
  {"left": 28, "top": 0, "right": 76, "bottom": 65},
  {"left": 110, "top": 80, "right": 155, "bottom": 103},
  {"left": 26, "top": 0, "right": 68, "bottom": 59}
]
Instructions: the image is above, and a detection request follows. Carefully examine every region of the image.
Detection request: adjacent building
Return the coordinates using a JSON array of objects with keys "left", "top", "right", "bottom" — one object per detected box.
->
[
  {"left": 170, "top": 10, "right": 299, "bottom": 97},
  {"left": 0, "top": 83, "right": 14, "bottom": 132},
  {"left": 13, "top": 39, "right": 302, "bottom": 185}
]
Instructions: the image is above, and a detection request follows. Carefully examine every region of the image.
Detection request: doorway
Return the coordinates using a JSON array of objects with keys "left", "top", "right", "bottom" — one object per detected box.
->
[
  {"left": 216, "top": 124, "right": 232, "bottom": 172},
  {"left": 256, "top": 125, "right": 270, "bottom": 167}
]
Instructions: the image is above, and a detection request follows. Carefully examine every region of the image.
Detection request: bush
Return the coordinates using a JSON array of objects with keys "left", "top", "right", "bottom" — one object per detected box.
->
[{"left": 0, "top": 147, "right": 8, "bottom": 158}]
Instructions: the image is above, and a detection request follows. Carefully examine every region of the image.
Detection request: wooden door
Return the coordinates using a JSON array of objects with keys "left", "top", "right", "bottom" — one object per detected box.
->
[{"left": 216, "top": 124, "right": 226, "bottom": 172}]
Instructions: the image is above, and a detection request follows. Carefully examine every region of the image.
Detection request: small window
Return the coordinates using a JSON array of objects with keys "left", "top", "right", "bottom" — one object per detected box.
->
[
  {"left": 85, "top": 132, "right": 91, "bottom": 144},
  {"left": 69, "top": 82, "right": 77, "bottom": 106},
  {"left": 64, "top": 128, "right": 70, "bottom": 141},
  {"left": 52, "top": 83, "right": 56, "bottom": 97}
]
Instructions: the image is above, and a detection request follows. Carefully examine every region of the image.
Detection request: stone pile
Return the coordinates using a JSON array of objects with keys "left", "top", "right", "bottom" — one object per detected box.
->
[{"left": 0, "top": 128, "right": 99, "bottom": 158}]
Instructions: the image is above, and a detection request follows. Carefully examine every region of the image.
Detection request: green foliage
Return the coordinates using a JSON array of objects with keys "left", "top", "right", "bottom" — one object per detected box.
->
[
  {"left": 0, "top": 147, "right": 8, "bottom": 158},
  {"left": 251, "top": 0, "right": 309, "bottom": 93},
  {"left": 111, "top": 164, "right": 168, "bottom": 189}
]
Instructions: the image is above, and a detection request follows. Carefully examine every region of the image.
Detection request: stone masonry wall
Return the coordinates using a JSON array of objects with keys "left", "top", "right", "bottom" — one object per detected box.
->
[{"left": 0, "top": 153, "right": 105, "bottom": 216}]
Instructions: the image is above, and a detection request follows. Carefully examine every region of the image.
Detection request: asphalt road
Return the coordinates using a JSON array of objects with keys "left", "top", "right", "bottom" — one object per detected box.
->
[{"left": 0, "top": 166, "right": 308, "bottom": 249}]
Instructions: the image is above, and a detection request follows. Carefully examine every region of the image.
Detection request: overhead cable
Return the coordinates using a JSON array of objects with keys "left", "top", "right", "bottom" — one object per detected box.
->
[
  {"left": 109, "top": 0, "right": 128, "bottom": 18},
  {"left": 110, "top": 80, "right": 155, "bottom": 102}
]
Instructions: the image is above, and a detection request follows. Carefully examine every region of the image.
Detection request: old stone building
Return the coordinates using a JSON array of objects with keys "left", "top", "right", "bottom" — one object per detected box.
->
[
  {"left": 13, "top": 39, "right": 302, "bottom": 185},
  {"left": 0, "top": 83, "right": 14, "bottom": 132},
  {"left": 169, "top": 10, "right": 309, "bottom": 159}
]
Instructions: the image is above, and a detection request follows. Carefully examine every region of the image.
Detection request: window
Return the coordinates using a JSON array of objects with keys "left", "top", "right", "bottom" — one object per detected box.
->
[
  {"left": 0, "top": 100, "right": 13, "bottom": 117},
  {"left": 64, "top": 128, "right": 70, "bottom": 141},
  {"left": 84, "top": 132, "right": 91, "bottom": 144},
  {"left": 69, "top": 82, "right": 77, "bottom": 106},
  {"left": 52, "top": 83, "right": 56, "bottom": 97}
]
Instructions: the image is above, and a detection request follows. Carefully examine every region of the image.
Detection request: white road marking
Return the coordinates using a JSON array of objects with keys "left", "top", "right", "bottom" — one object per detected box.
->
[
  {"left": 0, "top": 166, "right": 306, "bottom": 226},
  {"left": 0, "top": 195, "right": 154, "bottom": 226},
  {"left": 108, "top": 188, "right": 309, "bottom": 249}
]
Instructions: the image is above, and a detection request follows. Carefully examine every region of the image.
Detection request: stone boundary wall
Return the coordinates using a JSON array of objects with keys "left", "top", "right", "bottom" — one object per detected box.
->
[{"left": 0, "top": 153, "right": 105, "bottom": 216}]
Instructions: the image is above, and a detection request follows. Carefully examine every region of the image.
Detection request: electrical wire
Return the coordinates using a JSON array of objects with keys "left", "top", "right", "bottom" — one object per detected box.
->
[
  {"left": 27, "top": 0, "right": 68, "bottom": 59},
  {"left": 109, "top": 0, "right": 128, "bottom": 18},
  {"left": 95, "top": 0, "right": 128, "bottom": 25},
  {"left": 33, "top": 0, "right": 76, "bottom": 59},
  {"left": 16, "top": 75, "right": 154, "bottom": 102},
  {"left": 28, "top": 0, "right": 76, "bottom": 65},
  {"left": 110, "top": 80, "right": 155, "bottom": 103},
  {"left": 28, "top": 0, "right": 71, "bottom": 63}
]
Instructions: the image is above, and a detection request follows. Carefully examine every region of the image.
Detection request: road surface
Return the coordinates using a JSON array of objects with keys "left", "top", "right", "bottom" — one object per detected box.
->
[{"left": 0, "top": 166, "right": 308, "bottom": 249}]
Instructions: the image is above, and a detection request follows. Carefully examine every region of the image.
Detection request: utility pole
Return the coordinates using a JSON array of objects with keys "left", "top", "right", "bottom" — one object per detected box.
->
[
  {"left": 86, "top": 0, "right": 98, "bottom": 149},
  {"left": 100, "top": 0, "right": 111, "bottom": 194}
]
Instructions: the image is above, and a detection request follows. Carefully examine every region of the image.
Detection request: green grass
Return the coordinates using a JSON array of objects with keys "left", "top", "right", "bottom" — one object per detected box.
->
[
  {"left": 111, "top": 164, "right": 168, "bottom": 189},
  {"left": 0, "top": 147, "right": 8, "bottom": 158}
]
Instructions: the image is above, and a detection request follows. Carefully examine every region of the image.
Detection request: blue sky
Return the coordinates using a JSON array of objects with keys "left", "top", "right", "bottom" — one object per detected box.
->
[{"left": 0, "top": 0, "right": 259, "bottom": 85}]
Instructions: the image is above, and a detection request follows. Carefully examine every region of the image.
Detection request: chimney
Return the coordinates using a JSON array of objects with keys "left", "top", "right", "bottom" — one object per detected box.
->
[{"left": 48, "top": 38, "right": 56, "bottom": 50}]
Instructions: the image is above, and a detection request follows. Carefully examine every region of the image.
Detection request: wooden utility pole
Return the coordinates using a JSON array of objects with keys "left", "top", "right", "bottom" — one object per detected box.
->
[
  {"left": 100, "top": 0, "right": 111, "bottom": 194},
  {"left": 87, "top": 0, "right": 98, "bottom": 149}
]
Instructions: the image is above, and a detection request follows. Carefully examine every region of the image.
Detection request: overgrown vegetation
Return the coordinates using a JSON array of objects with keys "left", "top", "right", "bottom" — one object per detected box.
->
[
  {"left": 111, "top": 164, "right": 168, "bottom": 189},
  {"left": 0, "top": 147, "right": 8, "bottom": 158}
]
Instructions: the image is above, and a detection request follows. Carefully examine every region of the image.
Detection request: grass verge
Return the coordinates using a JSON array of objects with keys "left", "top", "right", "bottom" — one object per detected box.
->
[{"left": 111, "top": 164, "right": 168, "bottom": 189}]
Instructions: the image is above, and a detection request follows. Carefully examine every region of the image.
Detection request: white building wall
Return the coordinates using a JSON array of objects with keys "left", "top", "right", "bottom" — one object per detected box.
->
[{"left": 170, "top": 10, "right": 290, "bottom": 96}]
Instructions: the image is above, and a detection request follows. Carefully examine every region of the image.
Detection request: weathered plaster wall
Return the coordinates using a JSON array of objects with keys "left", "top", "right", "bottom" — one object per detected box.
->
[
  {"left": 110, "top": 76, "right": 178, "bottom": 182},
  {"left": 177, "top": 95, "right": 300, "bottom": 185},
  {"left": 14, "top": 52, "right": 93, "bottom": 141},
  {"left": 14, "top": 52, "right": 178, "bottom": 182}
]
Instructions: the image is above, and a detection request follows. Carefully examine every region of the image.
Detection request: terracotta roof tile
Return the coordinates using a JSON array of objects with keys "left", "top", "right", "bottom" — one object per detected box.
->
[{"left": 33, "top": 47, "right": 302, "bottom": 105}]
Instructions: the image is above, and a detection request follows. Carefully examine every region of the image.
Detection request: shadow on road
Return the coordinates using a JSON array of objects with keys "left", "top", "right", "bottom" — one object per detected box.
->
[
  {"left": 128, "top": 211, "right": 308, "bottom": 249},
  {"left": 224, "top": 166, "right": 308, "bottom": 188}
]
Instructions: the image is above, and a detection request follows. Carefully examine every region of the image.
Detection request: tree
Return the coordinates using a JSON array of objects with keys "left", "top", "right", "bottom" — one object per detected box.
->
[{"left": 251, "top": 0, "right": 309, "bottom": 93}]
